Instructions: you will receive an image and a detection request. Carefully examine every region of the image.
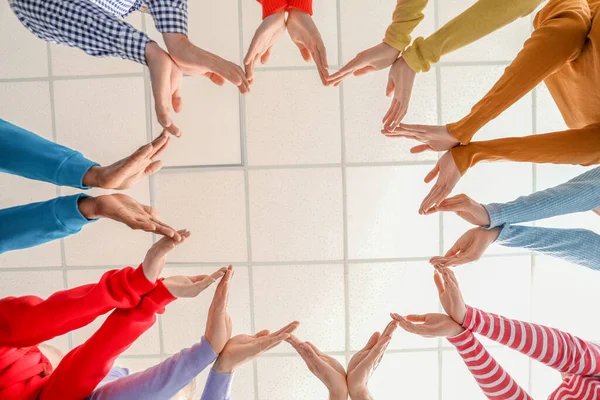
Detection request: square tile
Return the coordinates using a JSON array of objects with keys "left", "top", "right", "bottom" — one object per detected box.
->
[
  {"left": 438, "top": 0, "right": 533, "bottom": 62},
  {"left": 249, "top": 169, "right": 343, "bottom": 261},
  {"left": 246, "top": 70, "right": 341, "bottom": 165},
  {"left": 0, "top": 1, "right": 49, "bottom": 79},
  {"left": 0, "top": 82, "right": 53, "bottom": 138},
  {"left": 442, "top": 346, "right": 530, "bottom": 399},
  {"left": 342, "top": 66, "right": 438, "bottom": 163},
  {"left": 67, "top": 268, "right": 161, "bottom": 356},
  {"left": 441, "top": 66, "right": 533, "bottom": 141},
  {"left": 151, "top": 76, "right": 241, "bottom": 166},
  {"left": 535, "top": 83, "right": 567, "bottom": 133},
  {"left": 154, "top": 171, "right": 248, "bottom": 262},
  {"left": 195, "top": 361, "right": 255, "bottom": 399},
  {"left": 530, "top": 362, "right": 563, "bottom": 399},
  {"left": 53, "top": 77, "right": 148, "bottom": 165},
  {"left": 340, "top": 0, "right": 435, "bottom": 62},
  {"left": 532, "top": 256, "right": 600, "bottom": 341},
  {"left": 346, "top": 166, "right": 440, "bottom": 259},
  {"left": 61, "top": 181, "right": 153, "bottom": 266},
  {"left": 257, "top": 355, "right": 345, "bottom": 400},
  {"left": 113, "top": 357, "right": 162, "bottom": 373},
  {"left": 348, "top": 262, "right": 440, "bottom": 350},
  {"left": 242, "top": 0, "right": 339, "bottom": 68},
  {"left": 161, "top": 265, "right": 252, "bottom": 354},
  {"left": 443, "top": 162, "right": 533, "bottom": 255},
  {"left": 369, "top": 351, "right": 439, "bottom": 399},
  {"left": 252, "top": 264, "right": 345, "bottom": 353},
  {"left": 50, "top": 14, "right": 144, "bottom": 76}
]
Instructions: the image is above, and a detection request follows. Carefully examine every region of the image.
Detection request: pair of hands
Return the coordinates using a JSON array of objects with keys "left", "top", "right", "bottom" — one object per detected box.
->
[
  {"left": 393, "top": 267, "right": 467, "bottom": 339},
  {"left": 288, "top": 321, "right": 397, "bottom": 400}
]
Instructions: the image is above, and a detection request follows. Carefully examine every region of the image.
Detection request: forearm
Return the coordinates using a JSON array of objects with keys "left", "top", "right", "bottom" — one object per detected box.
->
[
  {"left": 451, "top": 125, "right": 600, "bottom": 175},
  {"left": 0, "top": 265, "right": 155, "bottom": 346},
  {"left": 448, "top": 330, "right": 531, "bottom": 400},
  {"left": 484, "top": 167, "right": 600, "bottom": 226},
  {"left": 200, "top": 369, "right": 234, "bottom": 400},
  {"left": 403, "top": 0, "right": 541, "bottom": 73},
  {"left": 495, "top": 225, "right": 600, "bottom": 272},
  {"left": 445, "top": 4, "right": 591, "bottom": 144},
  {"left": 90, "top": 338, "right": 218, "bottom": 399},
  {"left": 0, "top": 119, "right": 97, "bottom": 188},
  {"left": 383, "top": 0, "right": 429, "bottom": 52}
]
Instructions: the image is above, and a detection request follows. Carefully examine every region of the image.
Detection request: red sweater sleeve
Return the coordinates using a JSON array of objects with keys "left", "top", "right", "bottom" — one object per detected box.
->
[
  {"left": 38, "top": 281, "right": 175, "bottom": 400},
  {"left": 0, "top": 265, "right": 155, "bottom": 347},
  {"left": 448, "top": 330, "right": 531, "bottom": 399},
  {"left": 257, "top": 0, "right": 288, "bottom": 19},
  {"left": 464, "top": 306, "right": 600, "bottom": 377},
  {"left": 288, "top": 0, "right": 313, "bottom": 15}
]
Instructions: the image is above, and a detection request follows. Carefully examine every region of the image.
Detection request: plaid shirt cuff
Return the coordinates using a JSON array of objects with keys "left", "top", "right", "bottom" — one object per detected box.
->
[
  {"left": 149, "top": 4, "right": 188, "bottom": 34},
  {"left": 121, "top": 26, "right": 152, "bottom": 65}
]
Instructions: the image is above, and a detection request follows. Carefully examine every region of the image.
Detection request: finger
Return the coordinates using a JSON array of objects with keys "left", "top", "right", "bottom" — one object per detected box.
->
[
  {"left": 353, "top": 65, "right": 375, "bottom": 77},
  {"left": 382, "top": 99, "right": 400, "bottom": 127},
  {"left": 191, "top": 276, "right": 217, "bottom": 293},
  {"left": 411, "top": 144, "right": 434, "bottom": 154},
  {"left": 387, "top": 101, "right": 408, "bottom": 131},
  {"left": 205, "top": 72, "right": 226, "bottom": 86},
  {"left": 254, "top": 330, "right": 270, "bottom": 338},
  {"left": 261, "top": 47, "right": 272, "bottom": 65},
  {"left": 245, "top": 55, "right": 257, "bottom": 83},
  {"left": 424, "top": 164, "right": 441, "bottom": 184},
  {"left": 172, "top": 88, "right": 183, "bottom": 114},
  {"left": 144, "top": 160, "right": 163, "bottom": 177},
  {"left": 305, "top": 341, "right": 326, "bottom": 357},
  {"left": 362, "top": 331, "right": 381, "bottom": 351},
  {"left": 329, "top": 57, "right": 361, "bottom": 81},
  {"left": 286, "top": 334, "right": 303, "bottom": 348},
  {"left": 433, "top": 270, "right": 445, "bottom": 295},
  {"left": 300, "top": 343, "right": 321, "bottom": 362},
  {"left": 296, "top": 44, "right": 312, "bottom": 62},
  {"left": 271, "top": 321, "right": 300, "bottom": 337},
  {"left": 129, "top": 220, "right": 156, "bottom": 232},
  {"left": 386, "top": 76, "right": 395, "bottom": 97},
  {"left": 151, "top": 134, "right": 170, "bottom": 160},
  {"left": 150, "top": 218, "right": 178, "bottom": 240},
  {"left": 365, "top": 335, "right": 391, "bottom": 365},
  {"left": 152, "top": 71, "right": 174, "bottom": 134},
  {"left": 405, "top": 314, "right": 427, "bottom": 323},
  {"left": 420, "top": 185, "right": 443, "bottom": 215}
]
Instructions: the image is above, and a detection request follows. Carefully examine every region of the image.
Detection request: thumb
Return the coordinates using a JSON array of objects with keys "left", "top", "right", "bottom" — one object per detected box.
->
[
  {"left": 411, "top": 144, "right": 433, "bottom": 154},
  {"left": 386, "top": 77, "right": 395, "bottom": 97},
  {"left": 424, "top": 164, "right": 440, "bottom": 184},
  {"left": 433, "top": 270, "right": 445, "bottom": 295}
]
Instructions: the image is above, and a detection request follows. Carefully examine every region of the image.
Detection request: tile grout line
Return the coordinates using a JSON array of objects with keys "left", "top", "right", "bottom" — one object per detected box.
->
[
  {"left": 46, "top": 41, "right": 73, "bottom": 351},
  {"left": 335, "top": 0, "right": 351, "bottom": 365},
  {"left": 528, "top": 76, "right": 538, "bottom": 393},
  {"left": 235, "top": 2, "right": 259, "bottom": 398}
]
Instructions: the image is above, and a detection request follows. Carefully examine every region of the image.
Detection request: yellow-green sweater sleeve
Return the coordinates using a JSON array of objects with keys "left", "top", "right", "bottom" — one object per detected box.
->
[
  {"left": 383, "top": 0, "right": 429, "bottom": 52},
  {"left": 402, "top": 0, "right": 543, "bottom": 72}
]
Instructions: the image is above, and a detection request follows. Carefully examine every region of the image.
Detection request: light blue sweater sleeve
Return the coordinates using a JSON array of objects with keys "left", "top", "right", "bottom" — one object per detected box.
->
[
  {"left": 483, "top": 167, "right": 600, "bottom": 228},
  {"left": 0, "top": 194, "right": 95, "bottom": 254},
  {"left": 200, "top": 370, "right": 234, "bottom": 400},
  {"left": 496, "top": 224, "right": 600, "bottom": 271},
  {"left": 88, "top": 338, "right": 221, "bottom": 400},
  {"left": 0, "top": 118, "right": 97, "bottom": 188}
]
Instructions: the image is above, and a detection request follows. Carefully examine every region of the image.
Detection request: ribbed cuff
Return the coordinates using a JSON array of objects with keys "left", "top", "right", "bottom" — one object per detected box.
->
[
  {"left": 53, "top": 194, "right": 96, "bottom": 233},
  {"left": 150, "top": 5, "right": 188, "bottom": 35},
  {"left": 462, "top": 306, "right": 476, "bottom": 331},
  {"left": 495, "top": 224, "right": 514, "bottom": 245},
  {"left": 129, "top": 264, "right": 158, "bottom": 296},
  {"left": 482, "top": 203, "right": 505, "bottom": 229},
  {"left": 383, "top": 30, "right": 410, "bottom": 52},
  {"left": 402, "top": 40, "right": 429, "bottom": 73},
  {"left": 202, "top": 369, "right": 234, "bottom": 400},
  {"left": 197, "top": 337, "right": 219, "bottom": 362},
  {"left": 259, "top": 0, "right": 288, "bottom": 19},
  {"left": 288, "top": 0, "right": 313, "bottom": 15},
  {"left": 56, "top": 153, "right": 99, "bottom": 189},
  {"left": 146, "top": 279, "right": 177, "bottom": 310}
]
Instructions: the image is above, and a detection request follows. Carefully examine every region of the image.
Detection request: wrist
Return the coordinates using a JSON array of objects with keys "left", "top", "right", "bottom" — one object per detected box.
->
[
  {"left": 213, "top": 356, "right": 235, "bottom": 374},
  {"left": 82, "top": 166, "right": 101, "bottom": 188},
  {"left": 78, "top": 196, "right": 100, "bottom": 220},
  {"left": 162, "top": 33, "right": 190, "bottom": 58},
  {"left": 348, "top": 387, "right": 370, "bottom": 400},
  {"left": 329, "top": 388, "right": 349, "bottom": 400}
]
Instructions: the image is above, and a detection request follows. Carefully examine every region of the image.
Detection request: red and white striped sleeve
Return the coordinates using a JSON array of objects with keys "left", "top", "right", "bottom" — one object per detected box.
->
[
  {"left": 464, "top": 306, "right": 600, "bottom": 377},
  {"left": 448, "top": 329, "right": 532, "bottom": 400}
]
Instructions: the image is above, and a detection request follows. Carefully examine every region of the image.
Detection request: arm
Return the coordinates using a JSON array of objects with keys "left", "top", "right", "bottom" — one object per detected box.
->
[
  {"left": 0, "top": 119, "right": 97, "bottom": 188},
  {"left": 256, "top": 0, "right": 288, "bottom": 19},
  {"left": 0, "top": 265, "right": 155, "bottom": 347},
  {"left": 0, "top": 195, "right": 95, "bottom": 255},
  {"left": 383, "top": 0, "right": 429, "bottom": 52},
  {"left": 145, "top": 0, "right": 187, "bottom": 35},
  {"left": 89, "top": 338, "right": 220, "bottom": 400},
  {"left": 451, "top": 125, "right": 600, "bottom": 175},
  {"left": 446, "top": 2, "right": 591, "bottom": 144},
  {"left": 9, "top": 0, "right": 152, "bottom": 65},
  {"left": 495, "top": 225, "right": 600, "bottom": 272},
  {"left": 200, "top": 370, "right": 234, "bottom": 400},
  {"left": 402, "top": 0, "right": 542, "bottom": 72},
  {"left": 38, "top": 282, "right": 176, "bottom": 400},
  {"left": 464, "top": 306, "right": 600, "bottom": 377},
  {"left": 484, "top": 166, "right": 600, "bottom": 227},
  {"left": 447, "top": 330, "right": 532, "bottom": 400}
]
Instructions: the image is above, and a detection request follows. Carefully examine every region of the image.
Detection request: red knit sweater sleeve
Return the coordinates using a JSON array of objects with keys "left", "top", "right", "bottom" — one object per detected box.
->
[
  {"left": 447, "top": 329, "right": 532, "bottom": 399},
  {"left": 288, "top": 0, "right": 313, "bottom": 15},
  {"left": 0, "top": 265, "right": 155, "bottom": 347},
  {"left": 257, "top": 0, "right": 288, "bottom": 19},
  {"left": 38, "top": 281, "right": 176, "bottom": 400}
]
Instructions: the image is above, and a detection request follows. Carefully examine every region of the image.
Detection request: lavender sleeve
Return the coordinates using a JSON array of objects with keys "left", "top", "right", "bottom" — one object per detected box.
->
[
  {"left": 200, "top": 370, "right": 234, "bottom": 400},
  {"left": 88, "top": 338, "right": 218, "bottom": 400}
]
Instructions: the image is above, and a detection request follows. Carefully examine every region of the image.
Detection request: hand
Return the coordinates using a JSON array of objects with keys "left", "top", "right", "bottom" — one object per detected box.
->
[
  {"left": 382, "top": 123, "right": 460, "bottom": 153},
  {"left": 433, "top": 194, "right": 491, "bottom": 226},
  {"left": 392, "top": 313, "right": 464, "bottom": 338},
  {"left": 78, "top": 193, "right": 181, "bottom": 240},
  {"left": 163, "top": 33, "right": 250, "bottom": 94},
  {"left": 429, "top": 227, "right": 500, "bottom": 268},
  {"left": 328, "top": 43, "right": 400, "bottom": 87},
  {"left": 287, "top": 336, "right": 347, "bottom": 399},
  {"left": 142, "top": 230, "right": 191, "bottom": 282},
  {"left": 420, "top": 151, "right": 461, "bottom": 215},
  {"left": 380, "top": 57, "right": 416, "bottom": 131},
  {"left": 347, "top": 321, "right": 397, "bottom": 400},
  {"left": 286, "top": 10, "right": 330, "bottom": 85},
  {"left": 213, "top": 321, "right": 300, "bottom": 373},
  {"left": 82, "top": 132, "right": 170, "bottom": 190},
  {"left": 205, "top": 266, "right": 234, "bottom": 354},
  {"left": 163, "top": 267, "right": 227, "bottom": 298},
  {"left": 146, "top": 42, "right": 183, "bottom": 137},
  {"left": 244, "top": 11, "right": 286, "bottom": 83},
  {"left": 433, "top": 268, "right": 467, "bottom": 325},
  {"left": 594, "top": 207, "right": 600, "bottom": 216}
]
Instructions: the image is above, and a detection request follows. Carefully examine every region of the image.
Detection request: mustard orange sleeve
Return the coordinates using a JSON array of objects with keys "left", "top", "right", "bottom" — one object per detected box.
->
[
  {"left": 256, "top": 0, "right": 288, "bottom": 19},
  {"left": 446, "top": 0, "right": 591, "bottom": 144},
  {"left": 451, "top": 124, "right": 600, "bottom": 175},
  {"left": 288, "top": 0, "right": 312, "bottom": 15}
]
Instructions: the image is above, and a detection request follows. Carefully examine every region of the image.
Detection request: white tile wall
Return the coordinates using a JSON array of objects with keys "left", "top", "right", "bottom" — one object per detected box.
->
[{"left": 2, "top": 0, "right": 597, "bottom": 399}]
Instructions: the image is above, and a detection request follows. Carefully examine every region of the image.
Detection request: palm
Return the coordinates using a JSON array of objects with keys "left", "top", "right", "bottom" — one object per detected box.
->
[
  {"left": 287, "top": 11, "right": 329, "bottom": 84},
  {"left": 420, "top": 151, "right": 462, "bottom": 214}
]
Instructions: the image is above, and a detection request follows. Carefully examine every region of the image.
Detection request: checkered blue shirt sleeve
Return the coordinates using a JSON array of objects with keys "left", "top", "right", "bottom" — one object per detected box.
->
[
  {"left": 8, "top": 0, "right": 151, "bottom": 65},
  {"left": 146, "top": 0, "right": 188, "bottom": 34}
]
